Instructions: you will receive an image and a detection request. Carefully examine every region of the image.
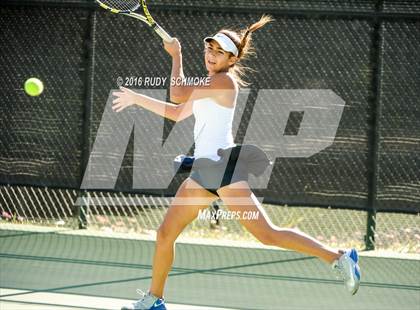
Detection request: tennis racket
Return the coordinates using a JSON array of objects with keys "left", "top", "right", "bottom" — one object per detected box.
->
[{"left": 95, "top": 0, "right": 174, "bottom": 43}]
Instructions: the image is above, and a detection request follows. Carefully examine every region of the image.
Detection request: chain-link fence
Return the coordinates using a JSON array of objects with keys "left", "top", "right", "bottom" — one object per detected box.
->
[
  {"left": 1, "top": 0, "right": 419, "bottom": 253},
  {"left": 1, "top": 185, "right": 419, "bottom": 253}
]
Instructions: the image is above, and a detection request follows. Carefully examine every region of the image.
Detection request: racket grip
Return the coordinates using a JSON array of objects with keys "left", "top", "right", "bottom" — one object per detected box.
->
[{"left": 154, "top": 24, "right": 174, "bottom": 43}]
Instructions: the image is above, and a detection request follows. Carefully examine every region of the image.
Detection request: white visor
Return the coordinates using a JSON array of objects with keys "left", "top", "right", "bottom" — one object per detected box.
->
[{"left": 204, "top": 33, "right": 239, "bottom": 57}]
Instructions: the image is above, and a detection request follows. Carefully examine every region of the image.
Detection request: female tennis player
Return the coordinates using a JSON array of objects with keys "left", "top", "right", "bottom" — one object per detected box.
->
[{"left": 113, "top": 15, "right": 361, "bottom": 310}]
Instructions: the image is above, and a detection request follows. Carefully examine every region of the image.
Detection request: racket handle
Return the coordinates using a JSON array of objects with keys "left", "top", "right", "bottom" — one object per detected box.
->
[{"left": 153, "top": 24, "right": 174, "bottom": 43}]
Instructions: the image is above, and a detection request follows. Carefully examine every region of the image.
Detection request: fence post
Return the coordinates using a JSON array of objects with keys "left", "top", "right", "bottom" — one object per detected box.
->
[
  {"left": 365, "top": 209, "right": 377, "bottom": 250},
  {"left": 77, "top": 8, "right": 96, "bottom": 229},
  {"left": 77, "top": 192, "right": 88, "bottom": 229},
  {"left": 365, "top": 0, "right": 384, "bottom": 250}
]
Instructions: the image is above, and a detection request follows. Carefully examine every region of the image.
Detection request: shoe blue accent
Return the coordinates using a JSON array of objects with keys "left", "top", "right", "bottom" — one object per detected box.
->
[
  {"left": 349, "top": 248, "right": 361, "bottom": 281},
  {"left": 354, "top": 265, "right": 361, "bottom": 281},
  {"left": 144, "top": 298, "right": 164, "bottom": 310},
  {"left": 151, "top": 298, "right": 166, "bottom": 310},
  {"left": 349, "top": 248, "right": 359, "bottom": 264}
]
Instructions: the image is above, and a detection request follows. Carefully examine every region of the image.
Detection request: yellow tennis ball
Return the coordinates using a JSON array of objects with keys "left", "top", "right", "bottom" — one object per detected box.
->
[{"left": 24, "top": 78, "right": 44, "bottom": 96}]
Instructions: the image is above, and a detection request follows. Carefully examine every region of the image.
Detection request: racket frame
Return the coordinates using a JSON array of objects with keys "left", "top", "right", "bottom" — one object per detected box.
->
[{"left": 95, "top": 0, "right": 173, "bottom": 42}]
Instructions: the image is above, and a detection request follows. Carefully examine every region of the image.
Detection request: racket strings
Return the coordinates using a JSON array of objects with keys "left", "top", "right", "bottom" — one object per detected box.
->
[{"left": 98, "top": 0, "right": 140, "bottom": 11}]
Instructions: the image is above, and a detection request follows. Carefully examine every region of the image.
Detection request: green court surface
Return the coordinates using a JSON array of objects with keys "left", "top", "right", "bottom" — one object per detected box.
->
[{"left": 1, "top": 225, "right": 419, "bottom": 310}]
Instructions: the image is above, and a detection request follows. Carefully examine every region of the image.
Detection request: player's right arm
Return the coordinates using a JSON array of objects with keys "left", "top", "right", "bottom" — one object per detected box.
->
[{"left": 112, "top": 87, "right": 193, "bottom": 123}]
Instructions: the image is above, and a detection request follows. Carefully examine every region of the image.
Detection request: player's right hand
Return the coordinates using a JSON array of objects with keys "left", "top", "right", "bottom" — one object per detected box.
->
[
  {"left": 164, "top": 38, "right": 181, "bottom": 57},
  {"left": 112, "top": 87, "right": 137, "bottom": 112}
]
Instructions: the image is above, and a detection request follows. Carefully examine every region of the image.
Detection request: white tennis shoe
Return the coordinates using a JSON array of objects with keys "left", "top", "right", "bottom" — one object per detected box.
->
[
  {"left": 332, "top": 248, "right": 361, "bottom": 295},
  {"left": 121, "top": 289, "right": 166, "bottom": 310}
]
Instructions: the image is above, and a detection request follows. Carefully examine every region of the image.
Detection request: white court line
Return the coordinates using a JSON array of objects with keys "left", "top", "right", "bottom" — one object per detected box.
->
[{"left": 0, "top": 289, "right": 233, "bottom": 310}]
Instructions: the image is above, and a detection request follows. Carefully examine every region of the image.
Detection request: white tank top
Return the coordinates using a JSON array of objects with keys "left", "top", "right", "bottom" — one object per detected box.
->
[{"left": 193, "top": 97, "right": 236, "bottom": 160}]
